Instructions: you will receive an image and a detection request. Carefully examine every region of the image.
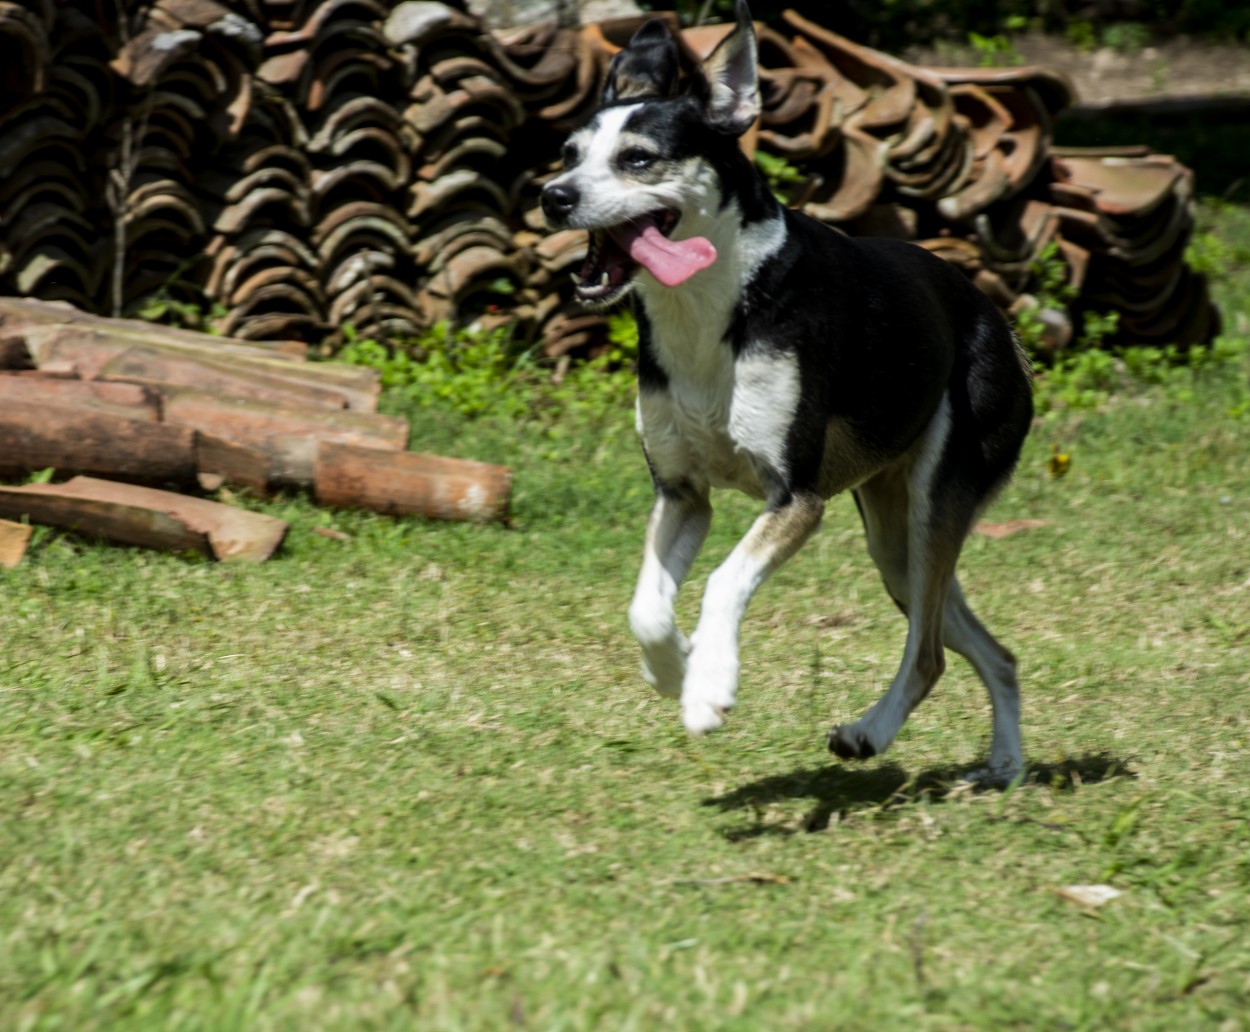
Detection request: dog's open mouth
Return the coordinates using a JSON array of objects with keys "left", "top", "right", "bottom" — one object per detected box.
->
[{"left": 575, "top": 210, "right": 717, "bottom": 306}]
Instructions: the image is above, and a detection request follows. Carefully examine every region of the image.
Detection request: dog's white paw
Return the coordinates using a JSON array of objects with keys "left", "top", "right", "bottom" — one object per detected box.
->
[
  {"left": 682, "top": 700, "right": 727, "bottom": 735},
  {"left": 639, "top": 633, "right": 690, "bottom": 700},
  {"left": 680, "top": 645, "right": 738, "bottom": 735}
]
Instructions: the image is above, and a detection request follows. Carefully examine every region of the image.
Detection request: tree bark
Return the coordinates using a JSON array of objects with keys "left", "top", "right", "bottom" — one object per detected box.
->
[
  {"left": 98, "top": 346, "right": 353, "bottom": 410},
  {"left": 315, "top": 441, "right": 512, "bottom": 523},
  {"left": 0, "top": 477, "right": 288, "bottom": 562},
  {"left": 0, "top": 373, "right": 161, "bottom": 420},
  {"left": 0, "top": 397, "right": 272, "bottom": 493},
  {"left": 162, "top": 389, "right": 409, "bottom": 488},
  {"left": 18, "top": 324, "right": 381, "bottom": 411},
  {"left": 0, "top": 400, "right": 199, "bottom": 483},
  {"left": 0, "top": 297, "right": 306, "bottom": 357}
]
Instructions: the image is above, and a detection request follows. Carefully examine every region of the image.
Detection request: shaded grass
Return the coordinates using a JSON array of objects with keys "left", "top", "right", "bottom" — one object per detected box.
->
[{"left": 3, "top": 218, "right": 1250, "bottom": 1029}]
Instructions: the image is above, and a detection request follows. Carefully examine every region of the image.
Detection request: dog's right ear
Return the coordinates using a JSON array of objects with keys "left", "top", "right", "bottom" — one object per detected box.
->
[
  {"left": 698, "top": 0, "right": 760, "bottom": 136},
  {"left": 602, "top": 18, "right": 679, "bottom": 103}
]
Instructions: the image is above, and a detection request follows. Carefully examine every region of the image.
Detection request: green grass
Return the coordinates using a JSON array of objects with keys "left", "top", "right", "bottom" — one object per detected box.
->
[{"left": 4, "top": 208, "right": 1250, "bottom": 1030}]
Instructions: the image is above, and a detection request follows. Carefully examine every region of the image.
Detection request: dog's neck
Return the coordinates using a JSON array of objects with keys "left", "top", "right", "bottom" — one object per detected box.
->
[{"left": 634, "top": 162, "right": 786, "bottom": 371}]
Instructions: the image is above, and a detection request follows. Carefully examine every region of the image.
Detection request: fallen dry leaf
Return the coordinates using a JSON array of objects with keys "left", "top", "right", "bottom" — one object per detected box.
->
[
  {"left": 975, "top": 519, "right": 1050, "bottom": 539},
  {"left": 1054, "top": 884, "right": 1123, "bottom": 907}
]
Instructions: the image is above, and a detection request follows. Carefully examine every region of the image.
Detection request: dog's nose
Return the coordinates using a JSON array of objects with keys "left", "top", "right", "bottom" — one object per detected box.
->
[{"left": 541, "top": 182, "right": 579, "bottom": 221}]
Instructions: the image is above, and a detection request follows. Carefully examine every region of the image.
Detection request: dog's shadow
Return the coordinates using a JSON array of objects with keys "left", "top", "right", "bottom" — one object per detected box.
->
[{"left": 702, "top": 752, "right": 1135, "bottom": 839}]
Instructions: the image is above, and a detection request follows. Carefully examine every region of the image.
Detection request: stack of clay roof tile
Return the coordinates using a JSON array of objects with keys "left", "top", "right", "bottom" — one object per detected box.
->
[
  {"left": 262, "top": 0, "right": 421, "bottom": 341},
  {"left": 203, "top": 0, "right": 324, "bottom": 343},
  {"left": 109, "top": 0, "right": 266, "bottom": 313},
  {"left": 384, "top": 2, "right": 533, "bottom": 332},
  {"left": 0, "top": 1, "right": 1218, "bottom": 359},
  {"left": 0, "top": 0, "right": 111, "bottom": 311}
]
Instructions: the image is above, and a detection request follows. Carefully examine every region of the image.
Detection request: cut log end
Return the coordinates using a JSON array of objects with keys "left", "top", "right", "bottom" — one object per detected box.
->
[
  {"left": 0, "top": 478, "right": 288, "bottom": 562},
  {"left": 0, "top": 518, "right": 33, "bottom": 569},
  {"left": 315, "top": 441, "right": 512, "bottom": 524}
]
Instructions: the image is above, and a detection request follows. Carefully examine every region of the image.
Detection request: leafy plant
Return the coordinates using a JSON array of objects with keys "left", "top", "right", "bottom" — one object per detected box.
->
[
  {"left": 1100, "top": 21, "right": 1151, "bottom": 53},
  {"left": 967, "top": 30, "right": 1024, "bottom": 67},
  {"left": 1013, "top": 242, "right": 1078, "bottom": 356},
  {"left": 134, "top": 293, "right": 228, "bottom": 333},
  {"left": 1186, "top": 226, "right": 1250, "bottom": 280},
  {"left": 1064, "top": 19, "right": 1098, "bottom": 51},
  {"left": 755, "top": 151, "right": 806, "bottom": 205},
  {"left": 338, "top": 321, "right": 534, "bottom": 420},
  {"left": 1033, "top": 345, "right": 1119, "bottom": 414},
  {"left": 337, "top": 318, "right": 637, "bottom": 428},
  {"left": 1034, "top": 333, "right": 1250, "bottom": 418},
  {"left": 133, "top": 261, "right": 227, "bottom": 333}
]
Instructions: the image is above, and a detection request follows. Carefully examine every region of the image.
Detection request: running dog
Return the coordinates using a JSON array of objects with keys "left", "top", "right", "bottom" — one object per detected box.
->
[{"left": 541, "top": 1, "right": 1033, "bottom": 780}]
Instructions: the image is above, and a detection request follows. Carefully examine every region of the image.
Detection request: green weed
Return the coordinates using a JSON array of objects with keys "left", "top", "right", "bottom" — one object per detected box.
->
[
  {"left": 754, "top": 151, "right": 807, "bottom": 204},
  {"left": 967, "top": 29, "right": 1024, "bottom": 67}
]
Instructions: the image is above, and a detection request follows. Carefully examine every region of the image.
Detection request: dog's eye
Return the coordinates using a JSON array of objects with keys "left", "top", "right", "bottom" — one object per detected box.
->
[
  {"left": 561, "top": 142, "right": 580, "bottom": 166},
  {"left": 621, "top": 147, "right": 657, "bottom": 169}
]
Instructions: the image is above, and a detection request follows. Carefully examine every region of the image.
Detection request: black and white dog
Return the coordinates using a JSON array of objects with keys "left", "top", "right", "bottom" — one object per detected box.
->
[{"left": 541, "top": 1, "right": 1033, "bottom": 780}]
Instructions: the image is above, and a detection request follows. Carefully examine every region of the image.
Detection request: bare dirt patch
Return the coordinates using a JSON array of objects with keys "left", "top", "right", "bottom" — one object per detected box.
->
[{"left": 906, "top": 34, "right": 1250, "bottom": 106}]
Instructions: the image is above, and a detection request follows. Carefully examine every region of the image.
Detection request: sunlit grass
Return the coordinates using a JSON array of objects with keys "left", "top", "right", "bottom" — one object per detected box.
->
[{"left": 2, "top": 206, "right": 1249, "bottom": 1030}]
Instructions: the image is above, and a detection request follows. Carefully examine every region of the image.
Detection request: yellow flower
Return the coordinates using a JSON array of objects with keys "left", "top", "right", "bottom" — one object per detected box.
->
[{"left": 1047, "top": 444, "right": 1071, "bottom": 479}]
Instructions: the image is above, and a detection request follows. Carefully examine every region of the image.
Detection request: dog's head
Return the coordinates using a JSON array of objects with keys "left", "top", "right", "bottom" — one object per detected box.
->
[{"left": 540, "top": 0, "right": 761, "bottom": 309}]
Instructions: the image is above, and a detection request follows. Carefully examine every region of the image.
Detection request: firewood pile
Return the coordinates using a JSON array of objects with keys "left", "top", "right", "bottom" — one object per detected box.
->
[
  {"left": 0, "top": 297, "right": 511, "bottom": 563},
  {"left": 0, "top": 1, "right": 1218, "bottom": 361}
]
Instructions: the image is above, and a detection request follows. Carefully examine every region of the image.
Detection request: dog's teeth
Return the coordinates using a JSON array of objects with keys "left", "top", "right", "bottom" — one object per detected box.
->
[
  {"left": 570, "top": 273, "right": 581, "bottom": 285},
  {"left": 600, "top": 272, "right": 609, "bottom": 287}
]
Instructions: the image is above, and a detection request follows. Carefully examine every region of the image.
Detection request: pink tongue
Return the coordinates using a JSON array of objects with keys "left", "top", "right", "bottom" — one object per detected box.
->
[{"left": 625, "top": 225, "right": 717, "bottom": 287}]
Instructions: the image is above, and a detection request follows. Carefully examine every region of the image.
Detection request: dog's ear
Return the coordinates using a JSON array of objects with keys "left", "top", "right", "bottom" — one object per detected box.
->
[
  {"left": 602, "top": 18, "right": 679, "bottom": 103},
  {"left": 698, "top": 0, "right": 760, "bottom": 136}
]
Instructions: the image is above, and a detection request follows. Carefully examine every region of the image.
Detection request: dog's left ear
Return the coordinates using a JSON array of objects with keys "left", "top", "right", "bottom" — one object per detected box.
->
[
  {"left": 698, "top": 0, "right": 760, "bottom": 136},
  {"left": 603, "top": 18, "right": 679, "bottom": 103}
]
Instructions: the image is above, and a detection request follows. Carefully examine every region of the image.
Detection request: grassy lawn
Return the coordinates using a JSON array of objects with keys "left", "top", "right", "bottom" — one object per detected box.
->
[{"left": 3, "top": 205, "right": 1250, "bottom": 1030}]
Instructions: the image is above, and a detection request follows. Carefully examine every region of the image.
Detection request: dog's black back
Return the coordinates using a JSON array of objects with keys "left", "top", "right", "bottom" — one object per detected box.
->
[{"left": 737, "top": 216, "right": 1033, "bottom": 497}]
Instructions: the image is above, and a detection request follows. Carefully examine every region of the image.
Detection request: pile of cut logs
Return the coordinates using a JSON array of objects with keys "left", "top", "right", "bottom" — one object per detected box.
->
[
  {"left": 0, "top": 298, "right": 511, "bottom": 564},
  {"left": 0, "top": 1, "right": 1219, "bottom": 359}
]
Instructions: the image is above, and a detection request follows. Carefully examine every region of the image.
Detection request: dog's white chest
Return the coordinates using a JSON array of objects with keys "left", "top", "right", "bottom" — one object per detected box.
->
[{"left": 637, "top": 337, "right": 800, "bottom": 497}]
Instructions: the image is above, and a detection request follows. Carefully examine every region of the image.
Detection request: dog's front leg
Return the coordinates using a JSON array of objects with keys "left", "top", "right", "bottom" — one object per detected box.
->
[
  {"left": 628, "top": 484, "right": 713, "bottom": 699},
  {"left": 682, "top": 491, "right": 824, "bottom": 734}
]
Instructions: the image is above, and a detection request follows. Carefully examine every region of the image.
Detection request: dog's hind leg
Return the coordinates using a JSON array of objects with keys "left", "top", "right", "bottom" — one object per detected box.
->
[
  {"left": 629, "top": 484, "right": 713, "bottom": 699},
  {"left": 841, "top": 475, "right": 1023, "bottom": 778},
  {"left": 832, "top": 427, "right": 1025, "bottom": 776},
  {"left": 942, "top": 579, "right": 1023, "bottom": 781},
  {"left": 829, "top": 397, "right": 969, "bottom": 761},
  {"left": 681, "top": 490, "right": 824, "bottom": 734}
]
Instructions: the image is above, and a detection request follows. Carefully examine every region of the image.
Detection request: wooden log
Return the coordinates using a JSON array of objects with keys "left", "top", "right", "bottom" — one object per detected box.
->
[
  {"left": 98, "top": 345, "right": 351, "bottom": 410},
  {"left": 0, "top": 296, "right": 307, "bottom": 358},
  {"left": 19, "top": 324, "right": 382, "bottom": 412},
  {"left": 0, "top": 401, "right": 271, "bottom": 494},
  {"left": 0, "top": 336, "right": 33, "bottom": 370},
  {"left": 162, "top": 389, "right": 410, "bottom": 488},
  {"left": 0, "top": 374, "right": 161, "bottom": 420},
  {"left": 0, "top": 518, "right": 32, "bottom": 569},
  {"left": 315, "top": 441, "right": 512, "bottom": 524},
  {"left": 0, "top": 477, "right": 288, "bottom": 562},
  {"left": 194, "top": 433, "right": 272, "bottom": 497},
  {"left": 0, "top": 400, "right": 198, "bottom": 483}
]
